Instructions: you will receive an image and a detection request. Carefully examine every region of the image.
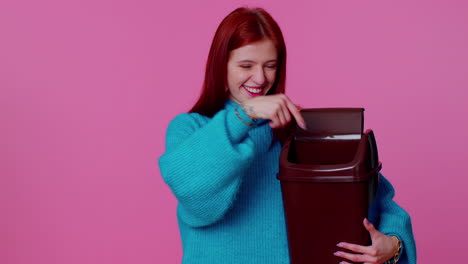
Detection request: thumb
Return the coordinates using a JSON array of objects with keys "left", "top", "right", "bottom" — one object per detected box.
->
[{"left": 363, "top": 218, "right": 379, "bottom": 238}]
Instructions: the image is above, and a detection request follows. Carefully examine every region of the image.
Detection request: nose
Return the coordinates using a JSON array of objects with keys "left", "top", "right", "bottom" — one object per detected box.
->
[{"left": 250, "top": 66, "right": 266, "bottom": 85}]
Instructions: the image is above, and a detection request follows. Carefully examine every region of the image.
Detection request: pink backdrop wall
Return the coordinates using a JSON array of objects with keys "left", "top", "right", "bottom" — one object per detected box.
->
[{"left": 1, "top": 0, "right": 467, "bottom": 263}]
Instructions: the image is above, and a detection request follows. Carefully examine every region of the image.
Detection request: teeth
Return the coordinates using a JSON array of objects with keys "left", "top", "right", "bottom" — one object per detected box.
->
[{"left": 244, "top": 86, "right": 262, "bottom": 94}]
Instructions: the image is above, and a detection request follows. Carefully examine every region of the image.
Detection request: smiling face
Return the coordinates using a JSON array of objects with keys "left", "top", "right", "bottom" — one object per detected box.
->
[{"left": 226, "top": 38, "right": 278, "bottom": 104}]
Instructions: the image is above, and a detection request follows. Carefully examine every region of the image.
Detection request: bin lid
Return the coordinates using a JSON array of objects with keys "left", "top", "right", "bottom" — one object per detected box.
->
[{"left": 295, "top": 108, "right": 364, "bottom": 139}]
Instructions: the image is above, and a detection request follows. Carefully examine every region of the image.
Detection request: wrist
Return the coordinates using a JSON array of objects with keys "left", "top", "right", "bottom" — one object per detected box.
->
[
  {"left": 385, "top": 236, "right": 401, "bottom": 264},
  {"left": 234, "top": 106, "right": 256, "bottom": 126},
  {"left": 240, "top": 104, "right": 257, "bottom": 120}
]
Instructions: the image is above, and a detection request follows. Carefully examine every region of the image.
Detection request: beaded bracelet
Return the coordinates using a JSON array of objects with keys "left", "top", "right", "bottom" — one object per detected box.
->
[
  {"left": 234, "top": 106, "right": 254, "bottom": 126},
  {"left": 385, "top": 236, "right": 402, "bottom": 264}
]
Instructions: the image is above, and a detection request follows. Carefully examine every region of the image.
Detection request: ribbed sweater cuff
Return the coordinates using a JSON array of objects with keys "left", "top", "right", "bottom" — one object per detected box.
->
[{"left": 224, "top": 107, "right": 257, "bottom": 143}]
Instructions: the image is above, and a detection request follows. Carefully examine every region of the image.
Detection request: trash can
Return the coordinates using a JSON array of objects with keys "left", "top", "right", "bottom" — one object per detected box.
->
[{"left": 277, "top": 108, "right": 382, "bottom": 264}]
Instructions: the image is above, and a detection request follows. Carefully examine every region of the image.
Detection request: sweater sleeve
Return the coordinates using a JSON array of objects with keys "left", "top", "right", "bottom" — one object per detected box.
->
[
  {"left": 158, "top": 106, "right": 257, "bottom": 227},
  {"left": 368, "top": 174, "right": 417, "bottom": 264}
]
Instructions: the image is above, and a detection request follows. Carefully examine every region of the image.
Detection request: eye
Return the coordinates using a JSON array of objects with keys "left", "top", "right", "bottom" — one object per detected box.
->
[
  {"left": 266, "top": 65, "right": 277, "bottom": 69},
  {"left": 240, "top": 65, "right": 252, "bottom": 69}
]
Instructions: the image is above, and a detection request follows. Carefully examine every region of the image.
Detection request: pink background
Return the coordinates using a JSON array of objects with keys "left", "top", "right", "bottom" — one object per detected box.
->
[{"left": 1, "top": 0, "right": 467, "bottom": 263}]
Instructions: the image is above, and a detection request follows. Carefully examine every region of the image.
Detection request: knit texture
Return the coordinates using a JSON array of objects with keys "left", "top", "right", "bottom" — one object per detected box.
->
[{"left": 158, "top": 99, "right": 416, "bottom": 264}]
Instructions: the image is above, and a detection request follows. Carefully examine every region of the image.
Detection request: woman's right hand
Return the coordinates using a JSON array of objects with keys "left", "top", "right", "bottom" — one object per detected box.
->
[{"left": 240, "top": 94, "right": 307, "bottom": 129}]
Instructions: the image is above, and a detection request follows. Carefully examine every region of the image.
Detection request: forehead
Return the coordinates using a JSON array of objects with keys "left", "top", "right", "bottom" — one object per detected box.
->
[{"left": 229, "top": 39, "right": 277, "bottom": 62}]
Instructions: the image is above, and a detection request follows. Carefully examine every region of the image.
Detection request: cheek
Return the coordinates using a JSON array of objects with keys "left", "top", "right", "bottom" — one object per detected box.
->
[
  {"left": 228, "top": 69, "right": 244, "bottom": 83},
  {"left": 233, "top": 73, "right": 250, "bottom": 85},
  {"left": 267, "top": 71, "right": 277, "bottom": 83}
]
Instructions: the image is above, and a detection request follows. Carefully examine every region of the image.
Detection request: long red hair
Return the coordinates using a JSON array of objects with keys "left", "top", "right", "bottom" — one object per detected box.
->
[{"left": 189, "top": 7, "right": 295, "bottom": 145}]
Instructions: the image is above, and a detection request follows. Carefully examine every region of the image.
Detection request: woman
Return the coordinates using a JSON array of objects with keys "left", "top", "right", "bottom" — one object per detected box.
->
[{"left": 158, "top": 7, "right": 416, "bottom": 264}]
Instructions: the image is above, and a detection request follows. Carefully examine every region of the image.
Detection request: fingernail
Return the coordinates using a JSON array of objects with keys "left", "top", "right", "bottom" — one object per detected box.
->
[
  {"left": 300, "top": 122, "right": 307, "bottom": 129},
  {"left": 333, "top": 251, "right": 341, "bottom": 256},
  {"left": 337, "top": 242, "right": 343, "bottom": 247}
]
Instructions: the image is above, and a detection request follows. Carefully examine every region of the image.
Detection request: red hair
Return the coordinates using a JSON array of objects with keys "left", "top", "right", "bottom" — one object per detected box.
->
[{"left": 189, "top": 7, "right": 294, "bottom": 145}]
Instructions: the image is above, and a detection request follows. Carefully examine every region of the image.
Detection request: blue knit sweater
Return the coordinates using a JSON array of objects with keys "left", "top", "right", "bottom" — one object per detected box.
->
[{"left": 158, "top": 99, "right": 416, "bottom": 263}]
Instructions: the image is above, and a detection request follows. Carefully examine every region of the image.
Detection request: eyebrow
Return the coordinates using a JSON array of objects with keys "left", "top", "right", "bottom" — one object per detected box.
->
[{"left": 237, "top": 59, "right": 277, "bottom": 63}]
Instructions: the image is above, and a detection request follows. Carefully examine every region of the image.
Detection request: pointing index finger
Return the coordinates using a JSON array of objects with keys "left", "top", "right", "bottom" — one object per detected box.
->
[{"left": 285, "top": 99, "right": 306, "bottom": 129}]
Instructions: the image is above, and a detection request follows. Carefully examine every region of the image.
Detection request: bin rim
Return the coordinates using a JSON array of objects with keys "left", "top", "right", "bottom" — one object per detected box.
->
[
  {"left": 279, "top": 130, "right": 373, "bottom": 169},
  {"left": 277, "top": 163, "right": 382, "bottom": 182},
  {"left": 277, "top": 130, "right": 382, "bottom": 182}
]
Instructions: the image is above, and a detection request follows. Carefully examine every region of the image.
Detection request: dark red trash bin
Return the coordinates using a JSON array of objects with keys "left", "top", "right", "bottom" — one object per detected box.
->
[{"left": 277, "top": 108, "right": 382, "bottom": 264}]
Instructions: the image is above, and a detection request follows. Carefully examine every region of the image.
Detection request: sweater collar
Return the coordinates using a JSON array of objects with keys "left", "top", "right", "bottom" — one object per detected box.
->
[{"left": 224, "top": 98, "right": 240, "bottom": 109}]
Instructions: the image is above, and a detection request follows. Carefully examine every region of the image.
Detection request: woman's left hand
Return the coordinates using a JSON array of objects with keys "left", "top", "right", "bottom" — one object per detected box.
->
[{"left": 334, "top": 218, "right": 399, "bottom": 264}]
